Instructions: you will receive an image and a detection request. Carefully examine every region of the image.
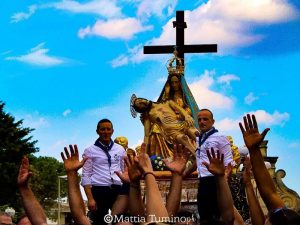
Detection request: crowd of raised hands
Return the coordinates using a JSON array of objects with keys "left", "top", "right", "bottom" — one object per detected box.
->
[{"left": 16, "top": 114, "right": 300, "bottom": 225}]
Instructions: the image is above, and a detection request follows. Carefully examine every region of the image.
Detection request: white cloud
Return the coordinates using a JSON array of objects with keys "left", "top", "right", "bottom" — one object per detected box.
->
[
  {"left": 189, "top": 70, "right": 234, "bottom": 110},
  {"left": 110, "top": 43, "right": 156, "bottom": 67},
  {"left": 175, "top": 0, "right": 298, "bottom": 52},
  {"left": 63, "top": 109, "right": 72, "bottom": 117},
  {"left": 216, "top": 109, "right": 290, "bottom": 132},
  {"left": 288, "top": 142, "right": 300, "bottom": 149},
  {"left": 10, "top": 0, "right": 123, "bottom": 24},
  {"left": 117, "top": 0, "right": 299, "bottom": 66},
  {"left": 217, "top": 74, "right": 240, "bottom": 85},
  {"left": 130, "top": 139, "right": 143, "bottom": 150},
  {"left": 0, "top": 50, "right": 13, "bottom": 56},
  {"left": 215, "top": 118, "right": 240, "bottom": 132},
  {"left": 22, "top": 113, "right": 49, "bottom": 129},
  {"left": 52, "top": 139, "right": 69, "bottom": 149},
  {"left": 137, "top": 0, "right": 177, "bottom": 20},
  {"left": 51, "top": 0, "right": 123, "bottom": 18},
  {"left": 10, "top": 5, "right": 37, "bottom": 23},
  {"left": 247, "top": 110, "right": 290, "bottom": 126},
  {"left": 244, "top": 92, "right": 259, "bottom": 105},
  {"left": 205, "top": 0, "right": 299, "bottom": 24},
  {"left": 110, "top": 55, "right": 129, "bottom": 68},
  {"left": 186, "top": 0, "right": 298, "bottom": 51},
  {"left": 78, "top": 18, "right": 153, "bottom": 40},
  {"left": 5, "top": 43, "right": 65, "bottom": 66},
  {"left": 157, "top": 77, "right": 167, "bottom": 83}
]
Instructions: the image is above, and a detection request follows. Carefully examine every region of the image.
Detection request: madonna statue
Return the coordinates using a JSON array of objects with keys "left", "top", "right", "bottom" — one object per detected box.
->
[{"left": 140, "top": 51, "right": 200, "bottom": 159}]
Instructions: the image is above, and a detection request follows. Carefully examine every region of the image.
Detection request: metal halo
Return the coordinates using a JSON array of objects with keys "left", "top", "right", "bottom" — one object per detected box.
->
[{"left": 130, "top": 94, "right": 137, "bottom": 118}]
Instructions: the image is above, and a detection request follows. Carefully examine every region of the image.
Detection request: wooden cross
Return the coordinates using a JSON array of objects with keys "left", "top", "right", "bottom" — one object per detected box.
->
[{"left": 144, "top": 10, "right": 217, "bottom": 67}]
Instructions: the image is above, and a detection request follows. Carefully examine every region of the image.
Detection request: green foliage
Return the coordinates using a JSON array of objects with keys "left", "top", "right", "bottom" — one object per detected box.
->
[
  {"left": 0, "top": 101, "right": 67, "bottom": 220},
  {"left": 0, "top": 101, "right": 38, "bottom": 210},
  {"left": 28, "top": 155, "right": 67, "bottom": 220}
]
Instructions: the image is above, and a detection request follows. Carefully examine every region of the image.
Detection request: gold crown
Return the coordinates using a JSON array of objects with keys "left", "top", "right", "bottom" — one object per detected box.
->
[{"left": 167, "top": 50, "right": 184, "bottom": 75}]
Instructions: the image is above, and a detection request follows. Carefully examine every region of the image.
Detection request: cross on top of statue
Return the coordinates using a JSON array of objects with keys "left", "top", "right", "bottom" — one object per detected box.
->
[{"left": 144, "top": 10, "right": 217, "bottom": 69}]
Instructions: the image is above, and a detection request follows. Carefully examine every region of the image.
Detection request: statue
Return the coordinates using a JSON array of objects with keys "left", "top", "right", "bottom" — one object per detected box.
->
[
  {"left": 132, "top": 51, "right": 200, "bottom": 159},
  {"left": 114, "top": 136, "right": 136, "bottom": 156},
  {"left": 114, "top": 136, "right": 128, "bottom": 149},
  {"left": 158, "top": 50, "right": 199, "bottom": 125},
  {"left": 131, "top": 95, "right": 199, "bottom": 156},
  {"left": 227, "top": 136, "right": 241, "bottom": 174}
]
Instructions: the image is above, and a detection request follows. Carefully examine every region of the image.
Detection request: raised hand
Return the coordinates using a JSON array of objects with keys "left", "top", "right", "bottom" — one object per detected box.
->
[
  {"left": 239, "top": 114, "right": 270, "bottom": 151},
  {"left": 116, "top": 153, "right": 142, "bottom": 183},
  {"left": 202, "top": 148, "right": 225, "bottom": 176},
  {"left": 61, "top": 145, "right": 87, "bottom": 173},
  {"left": 135, "top": 143, "right": 153, "bottom": 174},
  {"left": 115, "top": 161, "right": 130, "bottom": 183},
  {"left": 17, "top": 156, "right": 33, "bottom": 187},
  {"left": 163, "top": 144, "right": 190, "bottom": 175}
]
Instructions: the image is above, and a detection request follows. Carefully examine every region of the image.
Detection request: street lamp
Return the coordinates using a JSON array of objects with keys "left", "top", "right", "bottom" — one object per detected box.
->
[{"left": 58, "top": 175, "right": 67, "bottom": 225}]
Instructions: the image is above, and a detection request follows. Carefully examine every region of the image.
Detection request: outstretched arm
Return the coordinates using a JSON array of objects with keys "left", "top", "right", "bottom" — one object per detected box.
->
[
  {"left": 242, "top": 157, "right": 265, "bottom": 225},
  {"left": 163, "top": 144, "right": 190, "bottom": 216},
  {"left": 135, "top": 143, "right": 169, "bottom": 222},
  {"left": 239, "top": 114, "right": 284, "bottom": 211},
  {"left": 17, "top": 156, "right": 48, "bottom": 225},
  {"left": 61, "top": 145, "right": 90, "bottom": 225},
  {"left": 203, "top": 148, "right": 234, "bottom": 225},
  {"left": 116, "top": 152, "right": 145, "bottom": 217}
]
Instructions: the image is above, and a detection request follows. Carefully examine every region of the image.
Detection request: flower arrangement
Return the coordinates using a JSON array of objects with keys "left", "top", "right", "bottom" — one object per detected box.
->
[{"left": 150, "top": 155, "right": 166, "bottom": 171}]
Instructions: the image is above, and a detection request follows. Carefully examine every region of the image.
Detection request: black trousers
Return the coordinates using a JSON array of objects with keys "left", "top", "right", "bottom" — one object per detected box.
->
[
  {"left": 90, "top": 185, "right": 121, "bottom": 225},
  {"left": 197, "top": 176, "right": 220, "bottom": 222}
]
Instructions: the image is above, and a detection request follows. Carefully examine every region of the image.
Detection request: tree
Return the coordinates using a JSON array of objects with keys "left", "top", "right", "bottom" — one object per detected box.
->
[
  {"left": 28, "top": 156, "right": 67, "bottom": 220},
  {"left": 0, "top": 101, "right": 38, "bottom": 210},
  {"left": 0, "top": 102, "right": 68, "bottom": 220}
]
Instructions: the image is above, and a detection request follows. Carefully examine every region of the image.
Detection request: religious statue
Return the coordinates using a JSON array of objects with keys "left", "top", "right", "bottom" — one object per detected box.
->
[
  {"left": 131, "top": 95, "right": 199, "bottom": 156},
  {"left": 227, "top": 136, "right": 241, "bottom": 174},
  {"left": 114, "top": 136, "right": 128, "bottom": 150},
  {"left": 158, "top": 50, "right": 199, "bottom": 125},
  {"left": 132, "top": 51, "right": 200, "bottom": 159}
]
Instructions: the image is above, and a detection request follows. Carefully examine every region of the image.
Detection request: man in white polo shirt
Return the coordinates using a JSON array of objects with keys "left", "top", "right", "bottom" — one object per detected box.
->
[
  {"left": 196, "top": 109, "right": 234, "bottom": 223},
  {"left": 81, "top": 119, "right": 126, "bottom": 225}
]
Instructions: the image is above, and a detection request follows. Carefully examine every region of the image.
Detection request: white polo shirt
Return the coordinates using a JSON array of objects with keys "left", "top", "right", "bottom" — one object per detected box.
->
[
  {"left": 81, "top": 143, "right": 125, "bottom": 186},
  {"left": 196, "top": 130, "right": 233, "bottom": 178}
]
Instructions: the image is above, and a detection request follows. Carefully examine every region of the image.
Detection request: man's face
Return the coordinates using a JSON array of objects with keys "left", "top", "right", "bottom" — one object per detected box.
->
[
  {"left": 197, "top": 110, "right": 214, "bottom": 132},
  {"left": 97, "top": 122, "right": 113, "bottom": 145},
  {"left": 0, "top": 215, "right": 13, "bottom": 225}
]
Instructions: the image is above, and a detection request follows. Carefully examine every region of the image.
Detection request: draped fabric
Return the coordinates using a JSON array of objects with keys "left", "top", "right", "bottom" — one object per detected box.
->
[
  {"left": 158, "top": 74, "right": 199, "bottom": 128},
  {"left": 146, "top": 74, "right": 199, "bottom": 160}
]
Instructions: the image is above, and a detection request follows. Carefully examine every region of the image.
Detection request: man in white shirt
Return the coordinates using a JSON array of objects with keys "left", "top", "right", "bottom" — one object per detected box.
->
[
  {"left": 196, "top": 109, "right": 234, "bottom": 223},
  {"left": 81, "top": 119, "right": 126, "bottom": 225}
]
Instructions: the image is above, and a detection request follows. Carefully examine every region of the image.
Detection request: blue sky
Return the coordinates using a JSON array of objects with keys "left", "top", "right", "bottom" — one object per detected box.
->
[{"left": 1, "top": 0, "right": 300, "bottom": 195}]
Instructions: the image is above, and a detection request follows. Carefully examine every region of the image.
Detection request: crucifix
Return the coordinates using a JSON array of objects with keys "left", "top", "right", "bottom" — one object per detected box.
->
[{"left": 144, "top": 10, "right": 217, "bottom": 67}]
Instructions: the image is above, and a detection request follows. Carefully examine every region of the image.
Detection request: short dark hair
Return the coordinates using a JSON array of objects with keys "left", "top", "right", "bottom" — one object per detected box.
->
[
  {"left": 269, "top": 208, "right": 300, "bottom": 225},
  {"left": 97, "top": 118, "right": 113, "bottom": 129},
  {"left": 199, "top": 108, "right": 214, "bottom": 119}
]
